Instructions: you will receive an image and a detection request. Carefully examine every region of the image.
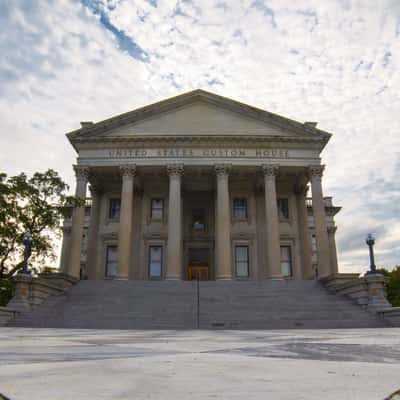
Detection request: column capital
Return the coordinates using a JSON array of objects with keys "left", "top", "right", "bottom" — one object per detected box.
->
[
  {"left": 120, "top": 164, "right": 137, "bottom": 178},
  {"left": 167, "top": 164, "right": 184, "bottom": 177},
  {"left": 261, "top": 164, "right": 279, "bottom": 178},
  {"left": 215, "top": 163, "right": 231, "bottom": 178},
  {"left": 308, "top": 165, "right": 325, "bottom": 179},
  {"left": 73, "top": 165, "right": 90, "bottom": 181}
]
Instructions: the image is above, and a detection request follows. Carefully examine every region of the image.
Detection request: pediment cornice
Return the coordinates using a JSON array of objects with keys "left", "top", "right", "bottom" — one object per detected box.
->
[
  {"left": 67, "top": 89, "right": 331, "bottom": 147},
  {"left": 72, "top": 134, "right": 327, "bottom": 146}
]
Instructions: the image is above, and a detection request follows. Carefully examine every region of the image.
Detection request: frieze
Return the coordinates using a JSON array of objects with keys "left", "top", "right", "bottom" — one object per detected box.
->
[{"left": 108, "top": 148, "right": 290, "bottom": 159}]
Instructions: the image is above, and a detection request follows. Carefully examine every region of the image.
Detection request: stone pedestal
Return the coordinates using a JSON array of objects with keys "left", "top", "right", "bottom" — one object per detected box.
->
[
  {"left": 7, "top": 273, "right": 32, "bottom": 311},
  {"left": 365, "top": 274, "right": 391, "bottom": 312}
]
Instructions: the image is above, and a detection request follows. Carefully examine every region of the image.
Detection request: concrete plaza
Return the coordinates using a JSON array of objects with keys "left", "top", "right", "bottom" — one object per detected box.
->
[{"left": 0, "top": 328, "right": 399, "bottom": 400}]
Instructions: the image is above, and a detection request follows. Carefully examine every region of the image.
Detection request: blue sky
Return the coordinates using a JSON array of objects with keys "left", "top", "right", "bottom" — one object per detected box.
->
[{"left": 0, "top": 0, "right": 399, "bottom": 272}]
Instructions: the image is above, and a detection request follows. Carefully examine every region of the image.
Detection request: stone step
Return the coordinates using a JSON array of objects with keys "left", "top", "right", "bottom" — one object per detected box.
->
[{"left": 7, "top": 280, "right": 390, "bottom": 329}]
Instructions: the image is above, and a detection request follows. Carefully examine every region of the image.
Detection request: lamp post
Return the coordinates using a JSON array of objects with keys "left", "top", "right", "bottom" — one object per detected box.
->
[
  {"left": 365, "top": 233, "right": 377, "bottom": 275},
  {"left": 21, "top": 231, "right": 33, "bottom": 275}
]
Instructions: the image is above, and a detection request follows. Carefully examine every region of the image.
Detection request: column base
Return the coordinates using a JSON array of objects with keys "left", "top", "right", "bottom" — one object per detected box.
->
[
  {"left": 165, "top": 276, "right": 182, "bottom": 281},
  {"left": 216, "top": 276, "right": 233, "bottom": 280},
  {"left": 266, "top": 275, "right": 284, "bottom": 280}
]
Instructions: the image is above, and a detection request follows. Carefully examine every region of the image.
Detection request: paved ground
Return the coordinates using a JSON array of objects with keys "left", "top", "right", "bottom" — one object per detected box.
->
[{"left": 0, "top": 328, "right": 399, "bottom": 400}]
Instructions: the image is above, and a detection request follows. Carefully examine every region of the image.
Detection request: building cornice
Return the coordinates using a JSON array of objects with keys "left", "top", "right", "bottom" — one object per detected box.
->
[
  {"left": 71, "top": 134, "right": 328, "bottom": 147},
  {"left": 66, "top": 89, "right": 332, "bottom": 152}
]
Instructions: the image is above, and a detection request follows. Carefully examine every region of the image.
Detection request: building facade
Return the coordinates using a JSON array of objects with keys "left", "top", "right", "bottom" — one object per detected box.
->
[{"left": 60, "top": 90, "right": 340, "bottom": 281}]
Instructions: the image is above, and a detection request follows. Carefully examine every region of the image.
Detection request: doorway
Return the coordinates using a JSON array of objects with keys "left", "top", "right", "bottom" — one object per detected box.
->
[{"left": 188, "top": 248, "right": 210, "bottom": 281}]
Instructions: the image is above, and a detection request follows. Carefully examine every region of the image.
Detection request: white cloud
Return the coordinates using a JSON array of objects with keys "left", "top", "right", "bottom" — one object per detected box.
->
[{"left": 0, "top": 0, "right": 399, "bottom": 270}]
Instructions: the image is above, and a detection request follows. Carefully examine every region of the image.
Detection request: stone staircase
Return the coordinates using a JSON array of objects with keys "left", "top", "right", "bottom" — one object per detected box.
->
[{"left": 7, "top": 280, "right": 389, "bottom": 329}]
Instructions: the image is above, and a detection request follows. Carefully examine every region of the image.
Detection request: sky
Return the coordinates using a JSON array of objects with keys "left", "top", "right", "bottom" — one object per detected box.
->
[{"left": 0, "top": 0, "right": 399, "bottom": 273}]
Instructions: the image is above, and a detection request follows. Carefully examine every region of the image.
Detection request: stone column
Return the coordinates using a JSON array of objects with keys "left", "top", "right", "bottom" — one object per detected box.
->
[
  {"left": 59, "top": 226, "right": 71, "bottom": 274},
  {"left": 309, "top": 165, "right": 331, "bottom": 278},
  {"left": 67, "top": 165, "right": 89, "bottom": 279},
  {"left": 85, "top": 185, "right": 102, "bottom": 280},
  {"left": 262, "top": 164, "right": 282, "bottom": 279},
  {"left": 327, "top": 226, "right": 339, "bottom": 275},
  {"left": 215, "top": 164, "right": 232, "bottom": 280},
  {"left": 166, "top": 164, "right": 184, "bottom": 280},
  {"left": 295, "top": 184, "right": 314, "bottom": 279},
  {"left": 117, "top": 165, "right": 136, "bottom": 279}
]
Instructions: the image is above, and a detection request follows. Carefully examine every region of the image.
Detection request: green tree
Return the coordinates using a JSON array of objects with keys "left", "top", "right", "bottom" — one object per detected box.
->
[
  {"left": 0, "top": 169, "right": 78, "bottom": 279},
  {"left": 378, "top": 266, "right": 400, "bottom": 307}
]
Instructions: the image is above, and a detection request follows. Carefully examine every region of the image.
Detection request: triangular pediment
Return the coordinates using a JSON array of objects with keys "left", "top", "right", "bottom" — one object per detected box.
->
[
  {"left": 104, "top": 101, "right": 292, "bottom": 137},
  {"left": 67, "top": 89, "right": 331, "bottom": 143}
]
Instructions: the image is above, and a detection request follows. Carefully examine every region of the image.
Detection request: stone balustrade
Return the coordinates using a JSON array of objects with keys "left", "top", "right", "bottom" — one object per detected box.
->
[
  {"left": 0, "top": 307, "right": 19, "bottom": 326},
  {"left": 320, "top": 273, "right": 399, "bottom": 326},
  {"left": 320, "top": 273, "right": 362, "bottom": 293},
  {"left": 378, "top": 307, "right": 400, "bottom": 326},
  {"left": 0, "top": 272, "right": 78, "bottom": 326}
]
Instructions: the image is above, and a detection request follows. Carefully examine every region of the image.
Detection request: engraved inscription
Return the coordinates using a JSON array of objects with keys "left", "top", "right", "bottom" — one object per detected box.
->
[{"left": 108, "top": 148, "right": 290, "bottom": 159}]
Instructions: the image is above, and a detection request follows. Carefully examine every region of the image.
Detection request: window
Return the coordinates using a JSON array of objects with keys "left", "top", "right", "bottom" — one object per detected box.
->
[
  {"left": 109, "top": 199, "right": 121, "bottom": 220},
  {"left": 151, "top": 199, "right": 164, "bottom": 220},
  {"left": 149, "top": 246, "right": 163, "bottom": 277},
  {"left": 280, "top": 246, "right": 292, "bottom": 277},
  {"left": 233, "top": 198, "right": 248, "bottom": 220},
  {"left": 277, "top": 198, "right": 289, "bottom": 220},
  {"left": 311, "top": 235, "right": 317, "bottom": 253},
  {"left": 105, "top": 245, "right": 118, "bottom": 277},
  {"left": 192, "top": 209, "right": 206, "bottom": 232},
  {"left": 235, "top": 246, "right": 249, "bottom": 277},
  {"left": 311, "top": 235, "right": 318, "bottom": 263}
]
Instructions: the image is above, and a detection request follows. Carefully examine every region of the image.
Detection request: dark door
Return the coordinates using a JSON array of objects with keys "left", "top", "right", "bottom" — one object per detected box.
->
[{"left": 188, "top": 248, "right": 209, "bottom": 280}]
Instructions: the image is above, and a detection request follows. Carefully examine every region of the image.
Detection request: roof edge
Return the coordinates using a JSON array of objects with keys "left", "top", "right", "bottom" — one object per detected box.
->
[{"left": 66, "top": 89, "right": 332, "bottom": 143}]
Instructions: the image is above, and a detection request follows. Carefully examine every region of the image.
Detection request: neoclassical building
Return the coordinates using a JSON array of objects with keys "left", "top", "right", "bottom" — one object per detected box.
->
[{"left": 60, "top": 90, "right": 340, "bottom": 281}]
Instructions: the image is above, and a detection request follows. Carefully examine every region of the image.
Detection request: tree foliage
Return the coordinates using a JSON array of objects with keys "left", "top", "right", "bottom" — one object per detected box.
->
[
  {"left": 0, "top": 169, "right": 79, "bottom": 279},
  {"left": 377, "top": 266, "right": 400, "bottom": 307}
]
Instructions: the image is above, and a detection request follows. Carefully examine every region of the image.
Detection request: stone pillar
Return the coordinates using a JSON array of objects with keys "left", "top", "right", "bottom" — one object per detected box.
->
[
  {"left": 327, "top": 226, "right": 339, "bottom": 275},
  {"left": 262, "top": 164, "right": 281, "bottom": 279},
  {"left": 117, "top": 165, "right": 136, "bottom": 279},
  {"left": 215, "top": 164, "right": 232, "bottom": 280},
  {"left": 365, "top": 274, "right": 391, "bottom": 312},
  {"left": 85, "top": 185, "right": 102, "bottom": 280},
  {"left": 166, "top": 164, "right": 184, "bottom": 280},
  {"left": 7, "top": 274, "right": 32, "bottom": 311},
  {"left": 67, "top": 165, "right": 89, "bottom": 279},
  {"left": 295, "top": 184, "right": 314, "bottom": 279},
  {"left": 309, "top": 165, "right": 331, "bottom": 278},
  {"left": 59, "top": 226, "right": 71, "bottom": 274}
]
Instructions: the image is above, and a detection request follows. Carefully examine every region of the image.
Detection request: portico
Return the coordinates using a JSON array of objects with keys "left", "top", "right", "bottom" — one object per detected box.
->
[{"left": 61, "top": 89, "right": 341, "bottom": 282}]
